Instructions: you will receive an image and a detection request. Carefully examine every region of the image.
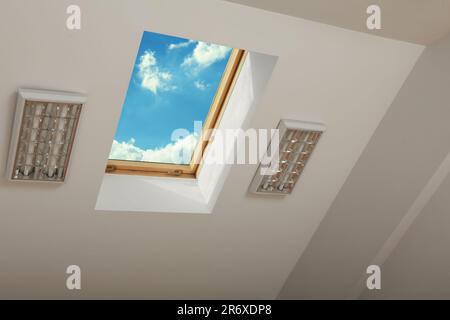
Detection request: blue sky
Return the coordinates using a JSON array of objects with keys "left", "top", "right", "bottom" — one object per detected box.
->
[{"left": 109, "top": 31, "right": 232, "bottom": 164}]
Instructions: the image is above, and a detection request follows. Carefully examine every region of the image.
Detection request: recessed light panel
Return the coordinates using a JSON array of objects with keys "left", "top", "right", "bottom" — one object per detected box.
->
[
  {"left": 6, "top": 89, "right": 86, "bottom": 182},
  {"left": 249, "top": 119, "right": 325, "bottom": 195}
]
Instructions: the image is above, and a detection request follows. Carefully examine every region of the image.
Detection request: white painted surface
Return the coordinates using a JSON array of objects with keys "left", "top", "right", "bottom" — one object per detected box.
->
[
  {"left": 227, "top": 0, "right": 450, "bottom": 45},
  {"left": 0, "top": 0, "right": 423, "bottom": 298},
  {"left": 351, "top": 151, "right": 450, "bottom": 299},
  {"left": 279, "top": 33, "right": 450, "bottom": 300}
]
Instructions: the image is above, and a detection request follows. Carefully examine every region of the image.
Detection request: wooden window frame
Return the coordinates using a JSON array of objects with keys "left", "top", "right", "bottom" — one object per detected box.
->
[{"left": 106, "top": 49, "right": 247, "bottom": 178}]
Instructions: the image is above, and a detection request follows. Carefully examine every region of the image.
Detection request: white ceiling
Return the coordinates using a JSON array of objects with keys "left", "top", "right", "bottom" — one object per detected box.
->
[
  {"left": 364, "top": 169, "right": 450, "bottom": 299},
  {"left": 226, "top": 0, "right": 450, "bottom": 45},
  {"left": 279, "top": 32, "right": 450, "bottom": 299},
  {"left": 0, "top": 0, "right": 423, "bottom": 298}
]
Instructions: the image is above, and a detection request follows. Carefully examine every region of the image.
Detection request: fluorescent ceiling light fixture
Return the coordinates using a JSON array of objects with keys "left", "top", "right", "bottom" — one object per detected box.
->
[
  {"left": 107, "top": 31, "right": 246, "bottom": 178},
  {"left": 6, "top": 89, "right": 86, "bottom": 182},
  {"left": 249, "top": 120, "right": 325, "bottom": 195}
]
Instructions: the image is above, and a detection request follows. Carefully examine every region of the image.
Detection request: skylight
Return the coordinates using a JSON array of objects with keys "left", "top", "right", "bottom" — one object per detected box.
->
[{"left": 107, "top": 31, "right": 245, "bottom": 178}]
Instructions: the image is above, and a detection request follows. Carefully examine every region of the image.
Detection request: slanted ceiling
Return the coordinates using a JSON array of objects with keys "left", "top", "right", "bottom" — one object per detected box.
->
[
  {"left": 0, "top": 0, "right": 422, "bottom": 298},
  {"left": 279, "top": 32, "right": 450, "bottom": 300},
  {"left": 226, "top": 0, "right": 450, "bottom": 45}
]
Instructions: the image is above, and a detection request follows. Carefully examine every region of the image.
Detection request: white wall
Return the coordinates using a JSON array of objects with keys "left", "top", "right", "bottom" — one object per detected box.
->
[
  {"left": 362, "top": 172, "right": 450, "bottom": 299},
  {"left": 279, "top": 33, "right": 450, "bottom": 300},
  {"left": 0, "top": 0, "right": 423, "bottom": 299}
]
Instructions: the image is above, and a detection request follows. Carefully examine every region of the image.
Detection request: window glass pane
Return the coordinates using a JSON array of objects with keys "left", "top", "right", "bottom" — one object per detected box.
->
[{"left": 109, "top": 31, "right": 232, "bottom": 165}]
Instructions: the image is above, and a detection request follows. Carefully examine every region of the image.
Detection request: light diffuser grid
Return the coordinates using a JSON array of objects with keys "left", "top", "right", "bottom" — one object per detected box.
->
[
  {"left": 11, "top": 100, "right": 82, "bottom": 182},
  {"left": 249, "top": 119, "right": 325, "bottom": 195},
  {"left": 257, "top": 129, "right": 322, "bottom": 194}
]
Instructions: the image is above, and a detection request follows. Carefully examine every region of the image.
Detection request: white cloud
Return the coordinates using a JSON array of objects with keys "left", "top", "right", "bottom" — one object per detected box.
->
[
  {"left": 182, "top": 42, "right": 231, "bottom": 69},
  {"left": 168, "top": 40, "right": 195, "bottom": 50},
  {"left": 137, "top": 51, "right": 173, "bottom": 94},
  {"left": 194, "top": 80, "right": 208, "bottom": 90},
  {"left": 109, "top": 134, "right": 199, "bottom": 165},
  {"left": 109, "top": 138, "right": 143, "bottom": 161}
]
